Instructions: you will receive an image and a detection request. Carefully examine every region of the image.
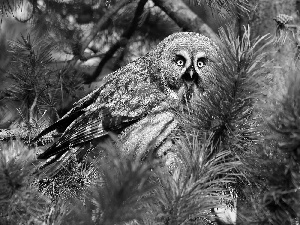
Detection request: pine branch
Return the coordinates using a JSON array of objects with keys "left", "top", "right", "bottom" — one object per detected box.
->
[
  {"left": 63, "top": 138, "right": 159, "bottom": 225},
  {"left": 194, "top": 0, "right": 251, "bottom": 18},
  {"left": 153, "top": 131, "right": 241, "bottom": 224},
  {"left": 0, "top": 141, "right": 52, "bottom": 224},
  {"left": 84, "top": 0, "right": 149, "bottom": 84},
  {"left": 79, "top": 0, "right": 133, "bottom": 58}
]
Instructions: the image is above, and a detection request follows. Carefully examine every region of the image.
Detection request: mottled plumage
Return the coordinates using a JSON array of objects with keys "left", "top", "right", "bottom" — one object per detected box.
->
[{"left": 34, "top": 32, "right": 218, "bottom": 176}]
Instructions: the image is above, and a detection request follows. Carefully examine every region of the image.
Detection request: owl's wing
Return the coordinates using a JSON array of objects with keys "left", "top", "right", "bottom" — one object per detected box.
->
[
  {"left": 37, "top": 107, "right": 105, "bottom": 159},
  {"left": 37, "top": 57, "right": 166, "bottom": 161},
  {"left": 101, "top": 84, "right": 165, "bottom": 132},
  {"left": 32, "top": 87, "right": 103, "bottom": 142}
]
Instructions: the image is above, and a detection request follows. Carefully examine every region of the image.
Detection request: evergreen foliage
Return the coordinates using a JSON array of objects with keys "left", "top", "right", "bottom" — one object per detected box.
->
[
  {"left": 6, "top": 32, "right": 83, "bottom": 122},
  {"left": 0, "top": 1, "right": 300, "bottom": 225}
]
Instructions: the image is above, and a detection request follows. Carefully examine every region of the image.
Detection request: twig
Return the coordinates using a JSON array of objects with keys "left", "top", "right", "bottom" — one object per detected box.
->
[
  {"left": 29, "top": 92, "right": 38, "bottom": 125},
  {"left": 81, "top": 52, "right": 106, "bottom": 61},
  {"left": 84, "top": 0, "right": 148, "bottom": 84}
]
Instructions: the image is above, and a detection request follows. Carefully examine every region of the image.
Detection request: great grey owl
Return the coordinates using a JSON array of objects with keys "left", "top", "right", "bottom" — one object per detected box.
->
[{"left": 34, "top": 32, "right": 218, "bottom": 176}]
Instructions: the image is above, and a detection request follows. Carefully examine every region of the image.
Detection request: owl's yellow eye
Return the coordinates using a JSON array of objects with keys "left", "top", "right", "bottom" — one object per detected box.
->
[
  {"left": 175, "top": 55, "right": 186, "bottom": 67},
  {"left": 197, "top": 58, "right": 206, "bottom": 68},
  {"left": 177, "top": 59, "right": 185, "bottom": 66}
]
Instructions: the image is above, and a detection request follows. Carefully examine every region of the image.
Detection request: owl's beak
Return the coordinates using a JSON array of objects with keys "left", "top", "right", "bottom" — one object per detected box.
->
[
  {"left": 182, "top": 66, "right": 198, "bottom": 84},
  {"left": 188, "top": 68, "right": 194, "bottom": 79}
]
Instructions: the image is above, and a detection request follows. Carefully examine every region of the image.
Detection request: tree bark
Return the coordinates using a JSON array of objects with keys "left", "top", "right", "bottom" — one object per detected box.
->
[{"left": 152, "top": 0, "right": 219, "bottom": 42}]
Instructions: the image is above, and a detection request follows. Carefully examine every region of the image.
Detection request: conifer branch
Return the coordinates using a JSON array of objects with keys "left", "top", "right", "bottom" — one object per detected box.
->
[
  {"left": 195, "top": 0, "right": 250, "bottom": 17},
  {"left": 0, "top": 141, "right": 52, "bottom": 224},
  {"left": 79, "top": 0, "right": 133, "bottom": 58},
  {"left": 84, "top": 0, "right": 148, "bottom": 84},
  {"left": 153, "top": 131, "right": 240, "bottom": 224},
  {"left": 65, "top": 139, "right": 159, "bottom": 225}
]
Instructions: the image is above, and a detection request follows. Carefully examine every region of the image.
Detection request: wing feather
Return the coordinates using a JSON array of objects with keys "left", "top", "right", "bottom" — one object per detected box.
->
[
  {"left": 38, "top": 109, "right": 106, "bottom": 159},
  {"left": 33, "top": 87, "right": 103, "bottom": 142}
]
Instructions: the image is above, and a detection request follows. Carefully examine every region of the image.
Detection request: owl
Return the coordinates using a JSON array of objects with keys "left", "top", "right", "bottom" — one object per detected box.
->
[{"left": 34, "top": 32, "right": 218, "bottom": 176}]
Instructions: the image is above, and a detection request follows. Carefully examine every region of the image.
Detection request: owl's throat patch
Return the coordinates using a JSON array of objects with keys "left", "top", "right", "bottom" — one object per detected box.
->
[
  {"left": 177, "top": 83, "right": 203, "bottom": 103},
  {"left": 182, "top": 71, "right": 198, "bottom": 86},
  {"left": 178, "top": 69, "right": 204, "bottom": 102},
  {"left": 181, "top": 66, "right": 199, "bottom": 85}
]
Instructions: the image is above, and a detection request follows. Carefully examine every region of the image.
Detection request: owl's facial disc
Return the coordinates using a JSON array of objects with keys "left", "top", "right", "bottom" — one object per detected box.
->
[
  {"left": 170, "top": 50, "right": 209, "bottom": 102},
  {"left": 176, "top": 51, "right": 207, "bottom": 89}
]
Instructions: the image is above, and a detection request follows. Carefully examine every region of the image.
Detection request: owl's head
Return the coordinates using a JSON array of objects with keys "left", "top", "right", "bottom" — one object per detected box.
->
[{"left": 148, "top": 32, "right": 218, "bottom": 103}]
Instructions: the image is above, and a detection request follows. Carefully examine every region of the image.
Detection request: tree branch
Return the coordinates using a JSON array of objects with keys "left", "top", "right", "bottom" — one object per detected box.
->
[
  {"left": 152, "top": 0, "right": 219, "bottom": 42},
  {"left": 80, "top": 0, "right": 133, "bottom": 57},
  {"left": 84, "top": 0, "right": 148, "bottom": 84}
]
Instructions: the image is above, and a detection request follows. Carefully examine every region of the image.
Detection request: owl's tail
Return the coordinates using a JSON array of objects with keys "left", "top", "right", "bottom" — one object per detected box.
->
[{"left": 34, "top": 144, "right": 96, "bottom": 178}]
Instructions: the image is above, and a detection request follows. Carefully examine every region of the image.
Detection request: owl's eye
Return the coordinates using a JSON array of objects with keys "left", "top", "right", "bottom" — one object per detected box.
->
[
  {"left": 175, "top": 55, "right": 186, "bottom": 67},
  {"left": 197, "top": 58, "right": 207, "bottom": 68}
]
